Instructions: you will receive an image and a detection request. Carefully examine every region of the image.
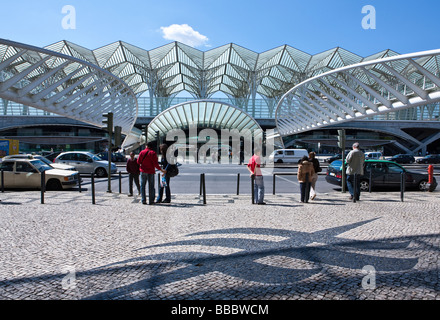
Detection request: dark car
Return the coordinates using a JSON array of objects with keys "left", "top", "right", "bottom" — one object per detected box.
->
[
  {"left": 386, "top": 154, "right": 415, "bottom": 164},
  {"left": 325, "top": 159, "right": 437, "bottom": 192},
  {"left": 416, "top": 154, "right": 440, "bottom": 164},
  {"left": 324, "top": 154, "right": 342, "bottom": 163},
  {"left": 324, "top": 151, "right": 350, "bottom": 163}
]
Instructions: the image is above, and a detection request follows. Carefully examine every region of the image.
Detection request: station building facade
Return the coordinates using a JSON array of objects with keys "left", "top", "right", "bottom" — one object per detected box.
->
[{"left": 1, "top": 40, "right": 439, "bottom": 156}]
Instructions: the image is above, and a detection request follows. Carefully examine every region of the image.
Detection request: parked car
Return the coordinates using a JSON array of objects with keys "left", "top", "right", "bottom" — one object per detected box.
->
[
  {"left": 268, "top": 149, "right": 309, "bottom": 164},
  {"left": 0, "top": 158, "right": 79, "bottom": 190},
  {"left": 3, "top": 154, "right": 76, "bottom": 171},
  {"left": 386, "top": 154, "right": 415, "bottom": 164},
  {"left": 365, "top": 152, "right": 383, "bottom": 160},
  {"left": 44, "top": 152, "right": 62, "bottom": 162},
  {"left": 324, "top": 151, "right": 350, "bottom": 163},
  {"left": 54, "top": 151, "right": 117, "bottom": 177},
  {"left": 325, "top": 159, "right": 437, "bottom": 192},
  {"left": 95, "top": 151, "right": 126, "bottom": 162},
  {"left": 416, "top": 154, "right": 440, "bottom": 164}
]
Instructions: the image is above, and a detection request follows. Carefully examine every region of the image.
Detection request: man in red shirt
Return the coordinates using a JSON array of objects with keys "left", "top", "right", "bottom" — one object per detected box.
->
[
  {"left": 137, "top": 142, "right": 166, "bottom": 205},
  {"left": 247, "top": 149, "right": 265, "bottom": 205}
]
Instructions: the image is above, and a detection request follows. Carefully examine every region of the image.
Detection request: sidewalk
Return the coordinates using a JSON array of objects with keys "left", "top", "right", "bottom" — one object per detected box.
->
[{"left": 0, "top": 189, "right": 439, "bottom": 300}]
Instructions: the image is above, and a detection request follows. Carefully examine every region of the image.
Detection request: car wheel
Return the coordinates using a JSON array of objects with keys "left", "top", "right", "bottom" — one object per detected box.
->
[
  {"left": 276, "top": 160, "right": 283, "bottom": 164},
  {"left": 360, "top": 180, "right": 370, "bottom": 192},
  {"left": 46, "top": 179, "right": 62, "bottom": 191},
  {"left": 418, "top": 180, "right": 429, "bottom": 191},
  {"left": 95, "top": 167, "right": 107, "bottom": 178}
]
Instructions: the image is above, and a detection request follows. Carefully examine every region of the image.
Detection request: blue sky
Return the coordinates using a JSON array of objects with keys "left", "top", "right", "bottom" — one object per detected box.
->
[{"left": 0, "top": 0, "right": 439, "bottom": 57}]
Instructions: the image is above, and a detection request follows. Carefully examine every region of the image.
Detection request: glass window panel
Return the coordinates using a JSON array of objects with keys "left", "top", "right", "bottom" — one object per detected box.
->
[
  {"left": 208, "top": 103, "right": 220, "bottom": 127},
  {"left": 214, "top": 105, "right": 228, "bottom": 127},
  {"left": 191, "top": 103, "right": 199, "bottom": 125},
  {"left": 222, "top": 108, "right": 239, "bottom": 129},
  {"left": 176, "top": 106, "right": 188, "bottom": 127}
]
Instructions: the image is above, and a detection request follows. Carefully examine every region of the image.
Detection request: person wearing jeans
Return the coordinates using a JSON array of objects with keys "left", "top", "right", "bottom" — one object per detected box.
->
[
  {"left": 126, "top": 152, "right": 140, "bottom": 197},
  {"left": 247, "top": 149, "right": 265, "bottom": 205},
  {"left": 137, "top": 142, "right": 166, "bottom": 205},
  {"left": 346, "top": 142, "right": 365, "bottom": 201},
  {"left": 156, "top": 144, "right": 171, "bottom": 204}
]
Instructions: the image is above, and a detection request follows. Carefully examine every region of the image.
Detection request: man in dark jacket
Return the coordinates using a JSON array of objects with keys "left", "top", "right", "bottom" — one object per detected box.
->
[
  {"left": 126, "top": 152, "right": 140, "bottom": 197},
  {"left": 137, "top": 142, "right": 166, "bottom": 205}
]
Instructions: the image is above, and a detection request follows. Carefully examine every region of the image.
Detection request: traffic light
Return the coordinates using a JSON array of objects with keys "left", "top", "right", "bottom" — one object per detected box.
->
[
  {"left": 142, "top": 125, "right": 148, "bottom": 144},
  {"left": 114, "top": 126, "right": 122, "bottom": 149},
  {"left": 337, "top": 129, "right": 346, "bottom": 149},
  {"left": 103, "top": 112, "right": 114, "bottom": 134}
]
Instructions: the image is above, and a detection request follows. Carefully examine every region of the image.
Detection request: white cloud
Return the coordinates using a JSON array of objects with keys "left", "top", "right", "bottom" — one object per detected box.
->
[{"left": 160, "top": 24, "right": 209, "bottom": 47}]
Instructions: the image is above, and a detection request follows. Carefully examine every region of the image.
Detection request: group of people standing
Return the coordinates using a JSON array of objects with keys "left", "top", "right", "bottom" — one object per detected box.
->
[
  {"left": 127, "top": 141, "right": 365, "bottom": 206},
  {"left": 126, "top": 142, "right": 172, "bottom": 205},
  {"left": 247, "top": 142, "right": 365, "bottom": 204}
]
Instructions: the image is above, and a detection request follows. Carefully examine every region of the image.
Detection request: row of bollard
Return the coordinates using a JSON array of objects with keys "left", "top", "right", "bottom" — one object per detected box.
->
[{"left": 0, "top": 169, "right": 418, "bottom": 205}]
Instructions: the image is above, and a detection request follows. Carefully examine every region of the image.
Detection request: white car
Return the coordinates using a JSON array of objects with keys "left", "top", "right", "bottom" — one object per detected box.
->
[
  {"left": 54, "top": 151, "right": 117, "bottom": 177},
  {"left": 0, "top": 159, "right": 79, "bottom": 190},
  {"left": 268, "top": 149, "right": 309, "bottom": 164},
  {"left": 3, "top": 154, "right": 76, "bottom": 171}
]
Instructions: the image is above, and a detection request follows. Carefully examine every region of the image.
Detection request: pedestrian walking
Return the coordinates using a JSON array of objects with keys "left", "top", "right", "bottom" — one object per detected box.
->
[
  {"left": 126, "top": 152, "right": 140, "bottom": 197},
  {"left": 297, "top": 155, "right": 315, "bottom": 203},
  {"left": 247, "top": 148, "right": 265, "bottom": 205},
  {"left": 137, "top": 142, "right": 166, "bottom": 205},
  {"left": 346, "top": 142, "right": 365, "bottom": 201},
  {"left": 308, "top": 152, "right": 322, "bottom": 201},
  {"left": 156, "top": 144, "right": 172, "bottom": 204}
]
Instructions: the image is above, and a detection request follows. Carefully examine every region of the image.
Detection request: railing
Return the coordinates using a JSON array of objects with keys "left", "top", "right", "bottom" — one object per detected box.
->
[{"left": 3, "top": 97, "right": 440, "bottom": 123}]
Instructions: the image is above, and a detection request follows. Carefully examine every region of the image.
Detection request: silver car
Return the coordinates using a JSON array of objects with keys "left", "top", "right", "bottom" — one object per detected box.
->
[
  {"left": 54, "top": 151, "right": 117, "bottom": 177},
  {"left": 3, "top": 154, "right": 76, "bottom": 171}
]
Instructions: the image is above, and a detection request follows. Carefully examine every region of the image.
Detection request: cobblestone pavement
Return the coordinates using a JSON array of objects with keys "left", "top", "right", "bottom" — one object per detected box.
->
[{"left": 0, "top": 188, "right": 439, "bottom": 300}]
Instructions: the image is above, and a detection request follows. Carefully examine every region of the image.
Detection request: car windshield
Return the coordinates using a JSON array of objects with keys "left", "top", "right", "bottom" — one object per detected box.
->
[
  {"left": 90, "top": 153, "right": 102, "bottom": 161},
  {"left": 35, "top": 156, "right": 53, "bottom": 166},
  {"left": 329, "top": 160, "right": 343, "bottom": 170},
  {"left": 30, "top": 160, "right": 52, "bottom": 173}
]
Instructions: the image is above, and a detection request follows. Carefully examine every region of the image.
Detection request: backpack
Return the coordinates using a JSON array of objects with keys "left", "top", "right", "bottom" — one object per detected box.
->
[{"left": 166, "top": 164, "right": 179, "bottom": 178}]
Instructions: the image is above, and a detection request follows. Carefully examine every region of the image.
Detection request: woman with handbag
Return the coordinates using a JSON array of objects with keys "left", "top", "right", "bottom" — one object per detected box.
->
[{"left": 308, "top": 152, "right": 322, "bottom": 201}]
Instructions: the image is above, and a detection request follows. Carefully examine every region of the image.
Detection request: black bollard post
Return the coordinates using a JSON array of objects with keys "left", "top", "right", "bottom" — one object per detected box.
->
[
  {"left": 78, "top": 173, "right": 82, "bottom": 193},
  {"left": 273, "top": 174, "right": 276, "bottom": 195},
  {"left": 401, "top": 172, "right": 405, "bottom": 202},
  {"left": 251, "top": 174, "right": 255, "bottom": 204},
  {"left": 201, "top": 173, "right": 206, "bottom": 205},
  {"left": 40, "top": 171, "right": 45, "bottom": 204},
  {"left": 91, "top": 172, "right": 96, "bottom": 205},
  {"left": 119, "top": 172, "right": 122, "bottom": 194},
  {"left": 369, "top": 170, "right": 373, "bottom": 193},
  {"left": 236, "top": 173, "right": 240, "bottom": 196},
  {"left": 1, "top": 169, "right": 4, "bottom": 193}
]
